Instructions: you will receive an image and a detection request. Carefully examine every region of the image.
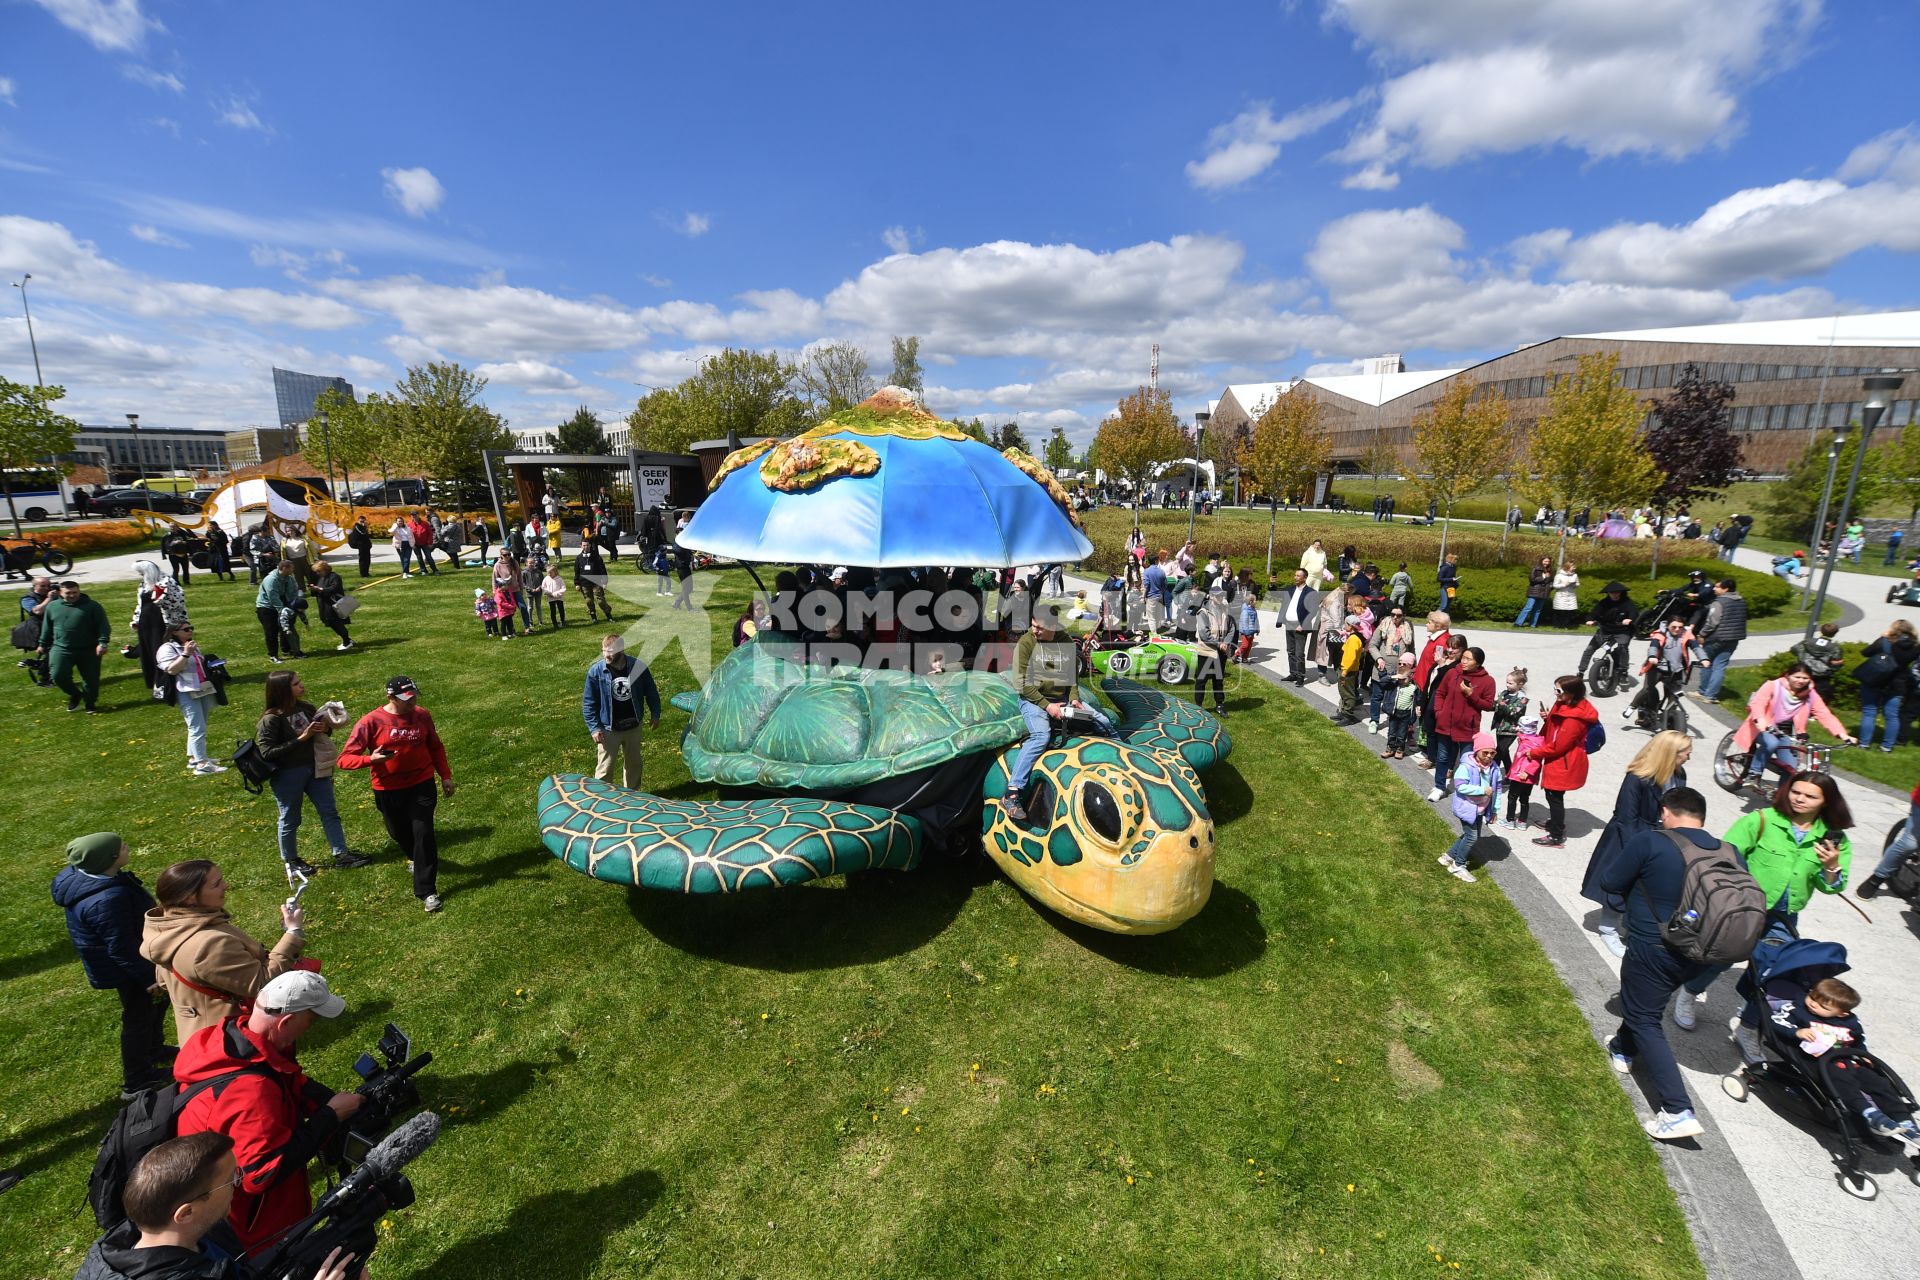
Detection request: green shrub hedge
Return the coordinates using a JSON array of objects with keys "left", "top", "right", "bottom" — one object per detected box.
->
[{"left": 1404, "top": 562, "right": 1790, "bottom": 625}]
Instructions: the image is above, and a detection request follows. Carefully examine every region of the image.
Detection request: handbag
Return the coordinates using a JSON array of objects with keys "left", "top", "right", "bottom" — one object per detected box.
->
[{"left": 333, "top": 594, "right": 360, "bottom": 618}]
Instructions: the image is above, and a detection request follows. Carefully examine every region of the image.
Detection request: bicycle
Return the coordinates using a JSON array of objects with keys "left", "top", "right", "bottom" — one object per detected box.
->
[
  {"left": 1583, "top": 632, "right": 1633, "bottom": 697},
  {"left": 1712, "top": 730, "right": 1833, "bottom": 798},
  {"left": 1620, "top": 667, "right": 1689, "bottom": 735},
  {"left": 1, "top": 536, "right": 74, "bottom": 579}
]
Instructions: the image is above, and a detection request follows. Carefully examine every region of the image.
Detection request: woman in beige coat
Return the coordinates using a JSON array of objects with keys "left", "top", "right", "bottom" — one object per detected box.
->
[{"left": 139, "top": 859, "right": 306, "bottom": 1045}]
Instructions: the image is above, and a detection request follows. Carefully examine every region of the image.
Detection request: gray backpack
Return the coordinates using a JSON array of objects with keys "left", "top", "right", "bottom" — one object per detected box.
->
[{"left": 1642, "top": 831, "right": 1767, "bottom": 965}]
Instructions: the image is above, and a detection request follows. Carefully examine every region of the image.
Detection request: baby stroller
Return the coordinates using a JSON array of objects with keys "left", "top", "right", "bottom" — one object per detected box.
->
[{"left": 1719, "top": 934, "right": 1918, "bottom": 1199}]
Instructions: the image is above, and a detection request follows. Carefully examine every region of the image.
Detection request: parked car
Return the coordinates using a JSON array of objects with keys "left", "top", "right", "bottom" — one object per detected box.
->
[
  {"left": 352, "top": 478, "right": 430, "bottom": 506},
  {"left": 1087, "top": 635, "right": 1205, "bottom": 685},
  {"left": 93, "top": 487, "right": 201, "bottom": 517}
]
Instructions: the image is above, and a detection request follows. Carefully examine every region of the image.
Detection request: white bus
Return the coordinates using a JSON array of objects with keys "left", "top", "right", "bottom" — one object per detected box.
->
[{"left": 0, "top": 467, "right": 83, "bottom": 523}]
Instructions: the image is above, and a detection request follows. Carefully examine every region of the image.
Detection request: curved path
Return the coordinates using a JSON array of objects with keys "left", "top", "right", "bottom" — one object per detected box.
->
[{"left": 1198, "top": 543, "right": 1918, "bottom": 1280}]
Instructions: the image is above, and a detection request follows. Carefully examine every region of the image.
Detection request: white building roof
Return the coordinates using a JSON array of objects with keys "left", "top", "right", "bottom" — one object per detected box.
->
[
  {"left": 1223, "top": 381, "right": 1293, "bottom": 415},
  {"left": 1303, "top": 368, "right": 1462, "bottom": 406},
  {"left": 1572, "top": 310, "right": 1920, "bottom": 348}
]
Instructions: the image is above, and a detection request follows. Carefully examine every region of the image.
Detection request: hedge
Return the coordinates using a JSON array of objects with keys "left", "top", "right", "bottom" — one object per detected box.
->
[
  {"left": 33, "top": 520, "right": 157, "bottom": 556},
  {"left": 1387, "top": 562, "right": 1793, "bottom": 625}
]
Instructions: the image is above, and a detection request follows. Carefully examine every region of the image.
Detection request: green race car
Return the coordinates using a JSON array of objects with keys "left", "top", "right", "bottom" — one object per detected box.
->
[{"left": 1087, "top": 634, "right": 1204, "bottom": 685}]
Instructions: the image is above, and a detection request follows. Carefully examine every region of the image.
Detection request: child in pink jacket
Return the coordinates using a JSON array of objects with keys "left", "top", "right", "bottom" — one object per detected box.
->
[{"left": 1504, "top": 714, "right": 1545, "bottom": 830}]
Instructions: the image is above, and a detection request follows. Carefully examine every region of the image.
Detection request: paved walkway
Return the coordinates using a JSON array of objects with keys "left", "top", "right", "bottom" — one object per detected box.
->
[{"left": 1104, "top": 544, "right": 1919, "bottom": 1280}]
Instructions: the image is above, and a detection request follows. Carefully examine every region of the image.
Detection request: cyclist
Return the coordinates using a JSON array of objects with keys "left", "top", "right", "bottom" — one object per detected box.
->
[
  {"left": 1625, "top": 616, "right": 1692, "bottom": 729},
  {"left": 1579, "top": 581, "right": 1639, "bottom": 685},
  {"left": 1733, "top": 662, "right": 1855, "bottom": 781}
]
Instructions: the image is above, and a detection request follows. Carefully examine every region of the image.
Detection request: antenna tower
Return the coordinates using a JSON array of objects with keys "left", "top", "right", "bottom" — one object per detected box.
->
[{"left": 1149, "top": 343, "right": 1159, "bottom": 392}]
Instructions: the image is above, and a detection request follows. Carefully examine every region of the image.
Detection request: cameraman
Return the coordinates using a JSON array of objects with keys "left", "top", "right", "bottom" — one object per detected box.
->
[
  {"left": 173, "top": 972, "right": 362, "bottom": 1255},
  {"left": 76, "top": 1132, "right": 359, "bottom": 1280}
]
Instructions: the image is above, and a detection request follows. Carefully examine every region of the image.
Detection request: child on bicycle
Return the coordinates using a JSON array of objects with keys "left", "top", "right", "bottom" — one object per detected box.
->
[{"left": 1627, "top": 617, "right": 1692, "bottom": 730}]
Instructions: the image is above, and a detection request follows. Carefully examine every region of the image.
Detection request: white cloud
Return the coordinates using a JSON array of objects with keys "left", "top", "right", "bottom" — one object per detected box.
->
[
  {"left": 1186, "top": 98, "right": 1354, "bottom": 190},
  {"left": 881, "top": 225, "right": 924, "bottom": 255},
  {"left": 121, "top": 64, "right": 182, "bottom": 93},
  {"left": 0, "top": 215, "right": 358, "bottom": 330},
  {"left": 474, "top": 359, "right": 584, "bottom": 394},
  {"left": 214, "top": 95, "right": 268, "bottom": 134},
  {"left": 381, "top": 166, "right": 445, "bottom": 218},
  {"left": 1318, "top": 0, "right": 1821, "bottom": 178},
  {"left": 0, "top": 77, "right": 16, "bottom": 107},
  {"left": 128, "top": 223, "right": 186, "bottom": 248},
  {"left": 144, "top": 116, "right": 180, "bottom": 138},
  {"left": 338, "top": 354, "right": 391, "bottom": 386},
  {"left": 30, "top": 0, "right": 158, "bottom": 53},
  {"left": 639, "top": 273, "right": 672, "bottom": 288},
  {"left": 125, "top": 194, "right": 507, "bottom": 268},
  {"left": 1340, "top": 161, "right": 1399, "bottom": 191},
  {"left": 675, "top": 212, "right": 710, "bottom": 237}
]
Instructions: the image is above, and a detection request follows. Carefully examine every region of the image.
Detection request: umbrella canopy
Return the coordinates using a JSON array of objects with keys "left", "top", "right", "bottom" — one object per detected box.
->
[{"left": 678, "top": 389, "right": 1093, "bottom": 569}]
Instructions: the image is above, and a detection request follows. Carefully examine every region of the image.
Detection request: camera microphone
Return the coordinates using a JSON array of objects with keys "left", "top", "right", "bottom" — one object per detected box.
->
[{"left": 316, "top": 1111, "right": 441, "bottom": 1213}]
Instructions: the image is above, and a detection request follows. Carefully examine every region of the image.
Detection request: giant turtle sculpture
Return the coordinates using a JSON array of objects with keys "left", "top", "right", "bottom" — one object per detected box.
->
[{"left": 536, "top": 638, "right": 1232, "bottom": 935}]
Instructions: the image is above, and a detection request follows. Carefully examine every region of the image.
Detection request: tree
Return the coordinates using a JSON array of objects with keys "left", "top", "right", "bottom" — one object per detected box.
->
[
  {"left": 1043, "top": 427, "right": 1074, "bottom": 473},
  {"left": 1243, "top": 386, "right": 1333, "bottom": 577},
  {"left": 950, "top": 416, "right": 990, "bottom": 444},
  {"left": 1358, "top": 433, "right": 1398, "bottom": 499},
  {"left": 0, "top": 377, "right": 80, "bottom": 538},
  {"left": 991, "top": 421, "right": 1031, "bottom": 454},
  {"left": 626, "top": 387, "right": 701, "bottom": 456},
  {"left": 1877, "top": 419, "right": 1920, "bottom": 527},
  {"left": 1515, "top": 352, "right": 1662, "bottom": 565},
  {"left": 1093, "top": 386, "right": 1186, "bottom": 530},
  {"left": 388, "top": 362, "right": 514, "bottom": 505},
  {"left": 1644, "top": 363, "right": 1742, "bottom": 575},
  {"left": 887, "top": 336, "right": 924, "bottom": 393},
  {"left": 311, "top": 386, "right": 387, "bottom": 502},
  {"left": 554, "top": 405, "right": 612, "bottom": 455},
  {"left": 1757, "top": 434, "right": 1892, "bottom": 543},
  {"left": 1409, "top": 376, "right": 1514, "bottom": 563},
  {"left": 796, "top": 342, "right": 875, "bottom": 415},
  {"left": 679, "top": 347, "right": 812, "bottom": 443}
]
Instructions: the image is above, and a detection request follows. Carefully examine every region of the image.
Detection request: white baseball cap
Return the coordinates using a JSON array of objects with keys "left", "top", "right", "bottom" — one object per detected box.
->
[{"left": 257, "top": 970, "right": 346, "bottom": 1018}]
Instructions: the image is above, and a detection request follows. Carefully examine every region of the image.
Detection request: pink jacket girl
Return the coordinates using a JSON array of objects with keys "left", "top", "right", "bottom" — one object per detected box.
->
[{"left": 1507, "top": 727, "right": 1546, "bottom": 785}]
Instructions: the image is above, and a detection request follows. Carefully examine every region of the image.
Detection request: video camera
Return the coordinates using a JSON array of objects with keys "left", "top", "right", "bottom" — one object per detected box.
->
[{"left": 247, "top": 1023, "right": 437, "bottom": 1280}]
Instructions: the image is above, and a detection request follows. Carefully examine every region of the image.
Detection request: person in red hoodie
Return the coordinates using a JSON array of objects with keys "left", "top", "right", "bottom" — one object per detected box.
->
[
  {"left": 1531, "top": 674, "right": 1600, "bottom": 848},
  {"left": 337, "top": 676, "right": 455, "bottom": 913},
  {"left": 1427, "top": 643, "right": 1496, "bottom": 801},
  {"left": 172, "top": 970, "right": 361, "bottom": 1255}
]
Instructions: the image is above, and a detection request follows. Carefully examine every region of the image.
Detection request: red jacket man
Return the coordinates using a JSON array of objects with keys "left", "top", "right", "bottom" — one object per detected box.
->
[
  {"left": 172, "top": 971, "right": 360, "bottom": 1253},
  {"left": 338, "top": 675, "right": 454, "bottom": 912}
]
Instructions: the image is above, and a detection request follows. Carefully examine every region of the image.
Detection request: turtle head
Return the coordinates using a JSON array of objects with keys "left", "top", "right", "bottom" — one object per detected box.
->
[{"left": 982, "top": 736, "right": 1214, "bottom": 935}]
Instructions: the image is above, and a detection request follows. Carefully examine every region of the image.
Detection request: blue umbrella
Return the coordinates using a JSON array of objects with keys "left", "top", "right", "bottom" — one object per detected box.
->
[{"left": 678, "top": 415, "right": 1092, "bottom": 570}]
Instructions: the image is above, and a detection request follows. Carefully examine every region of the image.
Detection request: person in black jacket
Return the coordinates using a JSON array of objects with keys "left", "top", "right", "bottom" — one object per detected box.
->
[
  {"left": 52, "top": 832, "right": 170, "bottom": 1098},
  {"left": 1515, "top": 556, "right": 1553, "bottom": 628},
  {"left": 256, "top": 670, "right": 367, "bottom": 874},
  {"left": 670, "top": 541, "right": 696, "bottom": 610},
  {"left": 574, "top": 538, "right": 612, "bottom": 623},
  {"left": 1595, "top": 786, "right": 1717, "bottom": 1142},
  {"left": 1855, "top": 619, "right": 1919, "bottom": 751},
  {"left": 309, "top": 559, "right": 353, "bottom": 651},
  {"left": 1579, "top": 581, "right": 1638, "bottom": 675},
  {"left": 345, "top": 517, "right": 373, "bottom": 578}
]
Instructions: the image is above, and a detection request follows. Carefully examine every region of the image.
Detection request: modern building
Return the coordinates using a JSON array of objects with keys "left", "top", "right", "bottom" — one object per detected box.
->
[
  {"left": 271, "top": 368, "right": 353, "bottom": 428},
  {"left": 1203, "top": 311, "right": 1920, "bottom": 474},
  {"left": 225, "top": 426, "right": 306, "bottom": 470},
  {"left": 72, "top": 425, "right": 229, "bottom": 480}
]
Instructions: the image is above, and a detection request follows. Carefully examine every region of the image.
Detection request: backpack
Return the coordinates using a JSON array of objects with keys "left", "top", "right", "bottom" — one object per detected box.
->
[
  {"left": 1583, "top": 720, "right": 1606, "bottom": 753},
  {"left": 88, "top": 1066, "right": 266, "bottom": 1228},
  {"left": 1640, "top": 831, "right": 1768, "bottom": 965},
  {"left": 230, "top": 739, "right": 276, "bottom": 795},
  {"left": 10, "top": 617, "right": 39, "bottom": 651}
]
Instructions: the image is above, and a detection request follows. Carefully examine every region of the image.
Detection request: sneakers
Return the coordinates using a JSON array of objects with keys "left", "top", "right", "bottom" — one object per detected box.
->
[
  {"left": 1367, "top": 720, "right": 1383, "bottom": 734},
  {"left": 1606, "top": 1037, "right": 1633, "bottom": 1074},
  {"left": 191, "top": 760, "right": 228, "bottom": 776},
  {"left": 1730, "top": 1017, "right": 1764, "bottom": 1064},
  {"left": 1864, "top": 1107, "right": 1902, "bottom": 1139},
  {"left": 1894, "top": 1120, "right": 1920, "bottom": 1156},
  {"left": 423, "top": 893, "right": 444, "bottom": 913},
  {"left": 332, "top": 850, "right": 372, "bottom": 869},
  {"left": 1672, "top": 989, "right": 1698, "bottom": 1031},
  {"left": 286, "top": 857, "right": 318, "bottom": 876},
  {"left": 1601, "top": 932, "right": 1627, "bottom": 959},
  {"left": 336, "top": 641, "right": 353, "bottom": 651},
  {"left": 1425, "top": 787, "right": 1445, "bottom": 802},
  {"left": 268, "top": 656, "right": 284, "bottom": 664},
  {"left": 1856, "top": 875, "right": 1886, "bottom": 900},
  {"left": 1621, "top": 706, "right": 1636, "bottom": 722},
  {"left": 1444, "top": 859, "right": 1476, "bottom": 883},
  {"left": 1001, "top": 791, "right": 1028, "bottom": 823},
  {"left": 67, "top": 695, "right": 81, "bottom": 712},
  {"left": 1644, "top": 1109, "right": 1705, "bottom": 1142}
]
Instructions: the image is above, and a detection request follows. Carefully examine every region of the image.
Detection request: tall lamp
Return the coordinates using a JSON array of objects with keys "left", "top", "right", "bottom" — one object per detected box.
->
[
  {"left": 317, "top": 409, "right": 334, "bottom": 501},
  {"left": 1806, "top": 373, "right": 1909, "bottom": 642},
  {"left": 126, "top": 412, "right": 146, "bottom": 487}
]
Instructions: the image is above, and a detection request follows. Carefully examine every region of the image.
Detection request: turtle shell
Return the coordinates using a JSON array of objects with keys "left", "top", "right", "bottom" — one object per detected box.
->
[{"left": 684, "top": 640, "right": 1025, "bottom": 791}]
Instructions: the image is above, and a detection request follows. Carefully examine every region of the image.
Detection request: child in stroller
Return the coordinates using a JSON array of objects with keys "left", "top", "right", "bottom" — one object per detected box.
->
[{"left": 1724, "top": 934, "right": 1920, "bottom": 1197}]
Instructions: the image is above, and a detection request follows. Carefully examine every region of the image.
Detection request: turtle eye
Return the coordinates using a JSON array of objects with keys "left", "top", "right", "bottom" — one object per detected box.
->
[{"left": 1082, "top": 782, "right": 1123, "bottom": 843}]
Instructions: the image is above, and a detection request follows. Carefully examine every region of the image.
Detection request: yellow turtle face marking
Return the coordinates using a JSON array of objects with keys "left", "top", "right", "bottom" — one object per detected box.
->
[{"left": 982, "top": 738, "right": 1214, "bottom": 936}]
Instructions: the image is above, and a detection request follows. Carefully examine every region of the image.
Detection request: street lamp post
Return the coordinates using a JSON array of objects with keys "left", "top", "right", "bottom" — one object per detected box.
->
[
  {"left": 1187, "top": 411, "right": 1208, "bottom": 544},
  {"left": 12, "top": 274, "right": 43, "bottom": 388},
  {"left": 126, "top": 412, "right": 146, "bottom": 487},
  {"left": 1801, "top": 432, "right": 1847, "bottom": 613},
  {"left": 317, "top": 410, "right": 334, "bottom": 501},
  {"left": 1806, "top": 374, "right": 1909, "bottom": 643}
]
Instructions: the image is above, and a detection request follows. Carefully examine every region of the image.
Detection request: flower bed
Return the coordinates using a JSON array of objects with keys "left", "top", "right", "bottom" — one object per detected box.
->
[{"left": 29, "top": 520, "right": 157, "bottom": 556}]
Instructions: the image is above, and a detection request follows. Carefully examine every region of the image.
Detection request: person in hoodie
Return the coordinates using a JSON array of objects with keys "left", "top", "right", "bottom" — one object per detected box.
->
[
  {"left": 73, "top": 1132, "right": 361, "bottom": 1280},
  {"left": 1578, "top": 581, "right": 1639, "bottom": 677},
  {"left": 54, "top": 832, "right": 170, "bottom": 1098},
  {"left": 337, "top": 675, "right": 455, "bottom": 913},
  {"left": 1531, "top": 674, "right": 1600, "bottom": 848},
  {"left": 141, "top": 859, "right": 308, "bottom": 1048}
]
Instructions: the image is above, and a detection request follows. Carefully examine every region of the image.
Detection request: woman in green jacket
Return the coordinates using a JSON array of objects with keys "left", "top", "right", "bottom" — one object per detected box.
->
[{"left": 1685, "top": 771, "right": 1852, "bottom": 1051}]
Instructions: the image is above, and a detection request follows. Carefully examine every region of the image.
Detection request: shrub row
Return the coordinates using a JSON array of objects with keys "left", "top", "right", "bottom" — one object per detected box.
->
[
  {"left": 1396, "top": 562, "right": 1793, "bottom": 625},
  {"left": 33, "top": 520, "right": 156, "bottom": 556}
]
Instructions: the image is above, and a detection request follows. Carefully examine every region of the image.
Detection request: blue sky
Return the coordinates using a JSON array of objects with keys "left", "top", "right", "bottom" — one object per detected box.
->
[{"left": 2, "top": 0, "right": 1917, "bottom": 444}]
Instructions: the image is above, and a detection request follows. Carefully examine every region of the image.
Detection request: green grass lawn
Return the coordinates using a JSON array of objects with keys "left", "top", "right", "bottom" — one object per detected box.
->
[{"left": 0, "top": 566, "right": 1702, "bottom": 1279}]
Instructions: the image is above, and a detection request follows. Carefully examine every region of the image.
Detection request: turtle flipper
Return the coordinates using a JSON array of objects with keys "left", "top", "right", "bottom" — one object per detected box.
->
[
  {"left": 1097, "top": 676, "right": 1232, "bottom": 773},
  {"left": 537, "top": 774, "right": 923, "bottom": 892},
  {"left": 670, "top": 691, "right": 701, "bottom": 715}
]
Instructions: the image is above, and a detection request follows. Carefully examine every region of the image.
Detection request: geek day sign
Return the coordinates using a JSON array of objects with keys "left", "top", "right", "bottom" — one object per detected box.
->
[{"left": 637, "top": 466, "right": 673, "bottom": 510}]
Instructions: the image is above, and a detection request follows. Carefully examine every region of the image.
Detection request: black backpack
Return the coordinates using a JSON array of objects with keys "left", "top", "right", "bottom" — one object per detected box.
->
[
  {"left": 230, "top": 739, "right": 276, "bottom": 795},
  {"left": 1642, "top": 831, "right": 1768, "bottom": 965},
  {"left": 89, "top": 1067, "right": 265, "bottom": 1228}
]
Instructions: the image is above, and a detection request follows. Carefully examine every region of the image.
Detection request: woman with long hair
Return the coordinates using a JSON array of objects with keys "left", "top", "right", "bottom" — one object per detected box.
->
[
  {"left": 139, "top": 859, "right": 308, "bottom": 1045},
  {"left": 1855, "top": 618, "right": 1918, "bottom": 751},
  {"left": 309, "top": 557, "right": 354, "bottom": 651},
  {"left": 257, "top": 670, "right": 366, "bottom": 874},
  {"left": 156, "top": 618, "right": 226, "bottom": 776},
  {"left": 1530, "top": 674, "right": 1599, "bottom": 848},
  {"left": 1581, "top": 730, "right": 1691, "bottom": 960}
]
